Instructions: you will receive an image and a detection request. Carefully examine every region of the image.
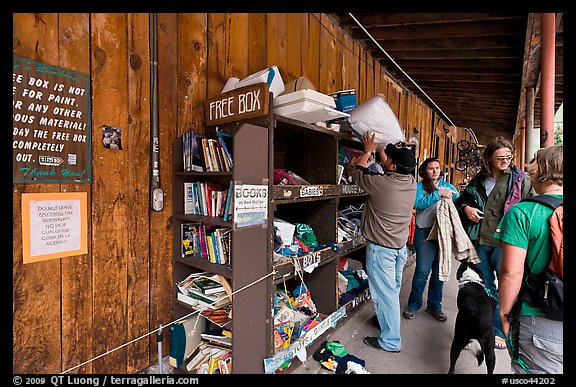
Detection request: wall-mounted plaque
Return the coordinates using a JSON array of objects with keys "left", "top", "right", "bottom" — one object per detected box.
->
[{"left": 13, "top": 56, "right": 92, "bottom": 183}]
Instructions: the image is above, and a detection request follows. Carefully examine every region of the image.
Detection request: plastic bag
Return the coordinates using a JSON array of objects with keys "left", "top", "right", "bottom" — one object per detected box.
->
[{"left": 348, "top": 94, "right": 405, "bottom": 149}]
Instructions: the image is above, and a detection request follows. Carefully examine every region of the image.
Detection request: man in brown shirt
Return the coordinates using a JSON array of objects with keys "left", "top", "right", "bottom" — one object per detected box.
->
[{"left": 347, "top": 132, "right": 416, "bottom": 352}]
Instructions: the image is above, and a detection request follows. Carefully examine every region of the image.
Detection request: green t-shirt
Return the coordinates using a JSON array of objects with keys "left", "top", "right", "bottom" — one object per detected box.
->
[{"left": 493, "top": 194, "right": 562, "bottom": 316}]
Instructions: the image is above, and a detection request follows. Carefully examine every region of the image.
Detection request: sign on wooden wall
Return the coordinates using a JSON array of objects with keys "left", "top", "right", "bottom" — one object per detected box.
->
[
  {"left": 21, "top": 192, "right": 88, "bottom": 263},
  {"left": 204, "top": 83, "right": 269, "bottom": 126},
  {"left": 13, "top": 56, "right": 92, "bottom": 183}
]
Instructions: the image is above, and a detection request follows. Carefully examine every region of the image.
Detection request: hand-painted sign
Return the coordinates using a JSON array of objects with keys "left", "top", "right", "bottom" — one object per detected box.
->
[
  {"left": 13, "top": 56, "right": 92, "bottom": 183},
  {"left": 205, "top": 83, "right": 269, "bottom": 126}
]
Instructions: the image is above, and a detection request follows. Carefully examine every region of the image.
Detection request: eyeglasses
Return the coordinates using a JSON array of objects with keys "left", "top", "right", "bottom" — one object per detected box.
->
[{"left": 492, "top": 155, "right": 513, "bottom": 162}]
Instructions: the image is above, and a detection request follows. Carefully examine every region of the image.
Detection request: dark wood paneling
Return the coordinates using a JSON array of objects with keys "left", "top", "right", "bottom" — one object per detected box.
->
[
  {"left": 151, "top": 12, "right": 179, "bottom": 363},
  {"left": 13, "top": 12, "right": 63, "bottom": 374},
  {"left": 58, "top": 12, "right": 93, "bottom": 375},
  {"left": 126, "top": 12, "right": 151, "bottom": 374},
  {"left": 90, "top": 13, "right": 129, "bottom": 374}
]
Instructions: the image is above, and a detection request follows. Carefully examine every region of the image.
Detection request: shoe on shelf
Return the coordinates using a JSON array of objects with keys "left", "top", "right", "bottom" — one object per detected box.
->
[
  {"left": 495, "top": 336, "right": 507, "bottom": 350},
  {"left": 425, "top": 308, "right": 448, "bottom": 322},
  {"left": 363, "top": 337, "right": 401, "bottom": 353},
  {"left": 402, "top": 308, "right": 419, "bottom": 319}
]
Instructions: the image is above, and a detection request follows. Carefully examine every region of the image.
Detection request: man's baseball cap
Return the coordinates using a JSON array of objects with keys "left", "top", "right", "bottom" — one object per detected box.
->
[{"left": 384, "top": 143, "right": 416, "bottom": 174}]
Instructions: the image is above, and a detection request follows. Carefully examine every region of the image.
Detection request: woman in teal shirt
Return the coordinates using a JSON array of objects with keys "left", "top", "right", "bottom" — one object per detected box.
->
[
  {"left": 495, "top": 145, "right": 563, "bottom": 374},
  {"left": 403, "top": 157, "right": 459, "bottom": 322}
]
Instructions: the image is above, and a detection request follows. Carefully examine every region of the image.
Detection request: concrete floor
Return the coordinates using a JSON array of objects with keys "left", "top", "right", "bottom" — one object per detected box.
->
[
  {"left": 285, "top": 256, "right": 513, "bottom": 375},
  {"left": 144, "top": 255, "right": 513, "bottom": 375}
]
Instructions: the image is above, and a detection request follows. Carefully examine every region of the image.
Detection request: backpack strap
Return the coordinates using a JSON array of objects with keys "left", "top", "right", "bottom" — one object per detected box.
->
[{"left": 522, "top": 194, "right": 562, "bottom": 209}]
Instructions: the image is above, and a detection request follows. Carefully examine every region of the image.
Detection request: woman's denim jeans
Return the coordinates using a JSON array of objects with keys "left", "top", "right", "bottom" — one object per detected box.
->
[
  {"left": 406, "top": 226, "right": 443, "bottom": 312},
  {"left": 366, "top": 241, "right": 408, "bottom": 351}
]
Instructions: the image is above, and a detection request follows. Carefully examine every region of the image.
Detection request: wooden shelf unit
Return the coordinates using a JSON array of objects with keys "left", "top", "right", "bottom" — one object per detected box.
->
[{"left": 172, "top": 110, "right": 371, "bottom": 373}]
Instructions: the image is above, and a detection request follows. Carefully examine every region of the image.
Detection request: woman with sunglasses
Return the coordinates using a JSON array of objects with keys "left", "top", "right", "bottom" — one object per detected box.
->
[
  {"left": 455, "top": 137, "right": 534, "bottom": 350},
  {"left": 403, "top": 157, "right": 460, "bottom": 323}
]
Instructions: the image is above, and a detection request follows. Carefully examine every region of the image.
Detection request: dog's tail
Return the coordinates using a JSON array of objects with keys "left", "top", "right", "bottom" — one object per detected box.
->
[
  {"left": 475, "top": 348, "right": 484, "bottom": 366},
  {"left": 468, "top": 340, "right": 485, "bottom": 366}
]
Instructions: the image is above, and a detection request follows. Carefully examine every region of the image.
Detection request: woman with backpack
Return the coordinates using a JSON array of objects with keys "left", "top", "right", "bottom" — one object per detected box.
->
[
  {"left": 495, "top": 145, "right": 563, "bottom": 374},
  {"left": 455, "top": 137, "right": 533, "bottom": 350}
]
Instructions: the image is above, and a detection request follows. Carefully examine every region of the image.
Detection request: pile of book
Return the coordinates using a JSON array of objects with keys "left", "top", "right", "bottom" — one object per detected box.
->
[
  {"left": 185, "top": 339, "right": 232, "bottom": 374},
  {"left": 176, "top": 272, "right": 232, "bottom": 310}
]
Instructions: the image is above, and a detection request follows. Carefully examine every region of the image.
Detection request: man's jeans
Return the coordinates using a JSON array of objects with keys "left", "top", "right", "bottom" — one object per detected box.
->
[{"left": 366, "top": 241, "right": 408, "bottom": 351}]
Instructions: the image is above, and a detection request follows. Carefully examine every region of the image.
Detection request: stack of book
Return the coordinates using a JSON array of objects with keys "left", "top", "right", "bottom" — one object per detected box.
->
[
  {"left": 185, "top": 341, "right": 232, "bottom": 374},
  {"left": 177, "top": 272, "right": 231, "bottom": 310}
]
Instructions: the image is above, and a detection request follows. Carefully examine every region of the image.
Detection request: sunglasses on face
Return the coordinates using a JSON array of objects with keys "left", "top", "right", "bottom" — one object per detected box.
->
[{"left": 492, "top": 155, "right": 513, "bottom": 161}]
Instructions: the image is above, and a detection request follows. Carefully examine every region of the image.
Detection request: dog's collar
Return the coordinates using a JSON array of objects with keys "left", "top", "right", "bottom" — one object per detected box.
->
[{"left": 457, "top": 278, "right": 484, "bottom": 289}]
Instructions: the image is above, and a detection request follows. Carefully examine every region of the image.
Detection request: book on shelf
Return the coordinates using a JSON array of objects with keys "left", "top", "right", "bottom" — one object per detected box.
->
[
  {"left": 177, "top": 291, "right": 200, "bottom": 308},
  {"left": 179, "top": 289, "right": 230, "bottom": 310},
  {"left": 223, "top": 182, "right": 233, "bottom": 221},
  {"left": 201, "top": 332, "right": 232, "bottom": 349},
  {"left": 216, "top": 129, "right": 234, "bottom": 169},
  {"left": 201, "top": 138, "right": 213, "bottom": 172},
  {"left": 178, "top": 274, "right": 231, "bottom": 309},
  {"left": 194, "top": 276, "right": 225, "bottom": 295},
  {"left": 183, "top": 131, "right": 206, "bottom": 172},
  {"left": 207, "top": 139, "right": 221, "bottom": 172},
  {"left": 185, "top": 342, "right": 211, "bottom": 372},
  {"left": 200, "top": 306, "right": 232, "bottom": 328},
  {"left": 184, "top": 182, "right": 195, "bottom": 215},
  {"left": 181, "top": 222, "right": 201, "bottom": 258}
]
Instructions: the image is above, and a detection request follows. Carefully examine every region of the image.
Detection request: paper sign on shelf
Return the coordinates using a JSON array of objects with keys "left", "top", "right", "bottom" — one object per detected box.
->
[{"left": 233, "top": 183, "right": 268, "bottom": 228}]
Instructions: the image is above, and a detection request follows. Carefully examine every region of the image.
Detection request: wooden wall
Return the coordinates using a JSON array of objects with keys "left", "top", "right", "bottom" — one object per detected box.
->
[{"left": 12, "top": 13, "right": 469, "bottom": 374}]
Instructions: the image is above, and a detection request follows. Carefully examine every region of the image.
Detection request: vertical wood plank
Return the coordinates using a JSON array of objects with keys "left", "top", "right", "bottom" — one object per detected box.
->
[
  {"left": 286, "top": 13, "right": 306, "bottom": 82},
  {"left": 58, "top": 12, "right": 94, "bottom": 374},
  {"left": 319, "top": 13, "right": 337, "bottom": 94},
  {"left": 266, "top": 13, "right": 287, "bottom": 78},
  {"left": 152, "top": 12, "right": 179, "bottom": 361},
  {"left": 90, "top": 13, "right": 129, "bottom": 373},
  {"left": 12, "top": 13, "right": 62, "bottom": 374},
  {"left": 248, "top": 13, "right": 267, "bottom": 75},
  {"left": 341, "top": 34, "right": 356, "bottom": 91},
  {"left": 125, "top": 12, "right": 151, "bottom": 373},
  {"left": 358, "top": 47, "right": 367, "bottom": 104},
  {"left": 366, "top": 57, "right": 374, "bottom": 99},
  {"left": 226, "top": 13, "right": 249, "bottom": 79},
  {"left": 207, "top": 13, "right": 226, "bottom": 99},
  {"left": 304, "top": 14, "right": 320, "bottom": 89},
  {"left": 178, "top": 13, "right": 208, "bottom": 134}
]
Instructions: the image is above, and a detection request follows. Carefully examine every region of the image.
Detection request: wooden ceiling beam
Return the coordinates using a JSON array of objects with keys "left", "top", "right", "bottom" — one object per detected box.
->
[
  {"left": 380, "top": 57, "right": 523, "bottom": 68},
  {"left": 349, "top": 19, "right": 527, "bottom": 40},
  {"left": 381, "top": 48, "right": 524, "bottom": 60},
  {"left": 336, "top": 13, "right": 524, "bottom": 27},
  {"left": 410, "top": 73, "right": 521, "bottom": 83}
]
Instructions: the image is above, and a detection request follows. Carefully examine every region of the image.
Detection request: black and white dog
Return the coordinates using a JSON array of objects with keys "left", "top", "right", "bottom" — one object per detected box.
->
[{"left": 448, "top": 260, "right": 496, "bottom": 374}]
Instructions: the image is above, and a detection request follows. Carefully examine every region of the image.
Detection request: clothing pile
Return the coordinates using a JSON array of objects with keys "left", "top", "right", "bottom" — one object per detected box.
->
[
  {"left": 313, "top": 340, "right": 369, "bottom": 374},
  {"left": 338, "top": 204, "right": 363, "bottom": 242}
]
